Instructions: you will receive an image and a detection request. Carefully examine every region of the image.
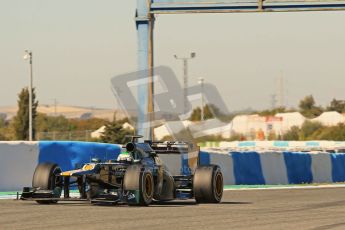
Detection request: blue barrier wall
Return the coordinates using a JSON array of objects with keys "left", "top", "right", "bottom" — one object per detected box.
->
[
  {"left": 330, "top": 153, "right": 345, "bottom": 182},
  {"left": 39, "top": 141, "right": 122, "bottom": 171},
  {"left": 232, "top": 152, "right": 265, "bottom": 185},
  {"left": 283, "top": 152, "right": 313, "bottom": 184},
  {"left": 199, "top": 151, "right": 211, "bottom": 165},
  {"left": 181, "top": 151, "right": 211, "bottom": 175}
]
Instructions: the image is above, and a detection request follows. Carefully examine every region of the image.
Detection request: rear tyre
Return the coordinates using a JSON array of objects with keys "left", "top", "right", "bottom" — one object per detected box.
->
[
  {"left": 123, "top": 165, "right": 154, "bottom": 206},
  {"left": 193, "top": 165, "right": 223, "bottom": 203},
  {"left": 32, "top": 163, "right": 62, "bottom": 204}
]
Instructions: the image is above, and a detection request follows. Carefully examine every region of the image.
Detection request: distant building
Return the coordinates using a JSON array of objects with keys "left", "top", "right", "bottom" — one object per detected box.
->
[
  {"left": 91, "top": 126, "right": 106, "bottom": 139},
  {"left": 229, "top": 114, "right": 284, "bottom": 139},
  {"left": 189, "top": 119, "right": 231, "bottom": 139},
  {"left": 312, "top": 111, "right": 345, "bottom": 126},
  {"left": 0, "top": 113, "right": 6, "bottom": 121},
  {"left": 91, "top": 122, "right": 134, "bottom": 139},
  {"left": 275, "top": 112, "right": 306, "bottom": 133},
  {"left": 154, "top": 120, "right": 192, "bottom": 140}
]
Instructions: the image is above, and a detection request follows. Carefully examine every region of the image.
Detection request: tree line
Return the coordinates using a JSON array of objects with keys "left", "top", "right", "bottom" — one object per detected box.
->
[
  {"left": 0, "top": 88, "right": 132, "bottom": 143},
  {"left": 1, "top": 88, "right": 344, "bottom": 142},
  {"left": 187, "top": 95, "right": 345, "bottom": 141},
  {"left": 188, "top": 95, "right": 345, "bottom": 122}
]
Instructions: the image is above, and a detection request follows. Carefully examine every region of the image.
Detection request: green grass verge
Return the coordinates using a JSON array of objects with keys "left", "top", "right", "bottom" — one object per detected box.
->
[
  {"left": 224, "top": 185, "right": 300, "bottom": 189},
  {"left": 224, "top": 183, "right": 345, "bottom": 189}
]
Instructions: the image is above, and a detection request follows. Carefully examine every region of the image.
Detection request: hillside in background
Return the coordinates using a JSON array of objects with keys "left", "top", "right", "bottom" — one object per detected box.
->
[{"left": 0, "top": 105, "right": 128, "bottom": 121}]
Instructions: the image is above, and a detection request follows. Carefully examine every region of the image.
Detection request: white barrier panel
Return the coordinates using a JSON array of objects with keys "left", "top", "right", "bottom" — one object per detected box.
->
[
  {"left": 260, "top": 152, "right": 288, "bottom": 184},
  {"left": 209, "top": 152, "right": 235, "bottom": 185},
  {"left": 0, "top": 142, "right": 39, "bottom": 191},
  {"left": 159, "top": 154, "right": 182, "bottom": 176},
  {"left": 311, "top": 153, "right": 332, "bottom": 183}
]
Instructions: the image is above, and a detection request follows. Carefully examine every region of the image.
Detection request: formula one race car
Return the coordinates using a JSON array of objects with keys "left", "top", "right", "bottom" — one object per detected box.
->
[{"left": 20, "top": 136, "right": 223, "bottom": 206}]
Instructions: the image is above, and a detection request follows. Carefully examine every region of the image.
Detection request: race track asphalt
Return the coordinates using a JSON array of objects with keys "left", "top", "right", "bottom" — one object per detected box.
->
[{"left": 1, "top": 187, "right": 345, "bottom": 230}]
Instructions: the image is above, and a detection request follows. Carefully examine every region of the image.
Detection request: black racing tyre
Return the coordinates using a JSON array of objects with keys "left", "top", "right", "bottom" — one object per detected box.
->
[
  {"left": 193, "top": 165, "right": 223, "bottom": 203},
  {"left": 123, "top": 165, "right": 154, "bottom": 206},
  {"left": 86, "top": 182, "right": 99, "bottom": 200},
  {"left": 32, "top": 163, "right": 62, "bottom": 204}
]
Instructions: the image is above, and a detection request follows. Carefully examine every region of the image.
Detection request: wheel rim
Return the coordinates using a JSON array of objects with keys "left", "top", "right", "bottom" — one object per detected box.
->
[
  {"left": 143, "top": 173, "right": 153, "bottom": 201},
  {"left": 52, "top": 167, "right": 62, "bottom": 188},
  {"left": 214, "top": 171, "right": 223, "bottom": 199},
  {"left": 51, "top": 167, "right": 63, "bottom": 198}
]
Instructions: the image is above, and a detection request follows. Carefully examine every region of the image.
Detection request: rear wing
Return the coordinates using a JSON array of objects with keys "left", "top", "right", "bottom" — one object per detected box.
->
[{"left": 146, "top": 141, "right": 201, "bottom": 172}]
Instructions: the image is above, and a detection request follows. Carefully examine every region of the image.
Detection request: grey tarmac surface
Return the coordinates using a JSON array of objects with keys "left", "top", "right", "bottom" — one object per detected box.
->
[{"left": 1, "top": 188, "right": 345, "bottom": 230}]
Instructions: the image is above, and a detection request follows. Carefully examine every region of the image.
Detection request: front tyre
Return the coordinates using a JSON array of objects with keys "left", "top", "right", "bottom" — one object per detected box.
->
[
  {"left": 123, "top": 165, "right": 154, "bottom": 206},
  {"left": 32, "top": 163, "right": 62, "bottom": 204},
  {"left": 193, "top": 165, "right": 223, "bottom": 203}
]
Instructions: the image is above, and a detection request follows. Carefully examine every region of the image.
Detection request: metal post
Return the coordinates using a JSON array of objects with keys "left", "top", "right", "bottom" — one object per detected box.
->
[
  {"left": 136, "top": 0, "right": 154, "bottom": 140},
  {"left": 29, "top": 53, "right": 33, "bottom": 141},
  {"left": 24, "top": 50, "right": 33, "bottom": 141},
  {"left": 148, "top": 11, "right": 155, "bottom": 141}
]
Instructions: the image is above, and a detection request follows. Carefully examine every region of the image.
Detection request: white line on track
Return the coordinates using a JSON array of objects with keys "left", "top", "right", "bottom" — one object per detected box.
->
[
  {"left": 0, "top": 193, "right": 80, "bottom": 200},
  {"left": 0, "top": 196, "right": 18, "bottom": 200}
]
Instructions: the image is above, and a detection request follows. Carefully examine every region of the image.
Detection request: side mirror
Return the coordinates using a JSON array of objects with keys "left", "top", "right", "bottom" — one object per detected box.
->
[{"left": 91, "top": 158, "right": 101, "bottom": 163}]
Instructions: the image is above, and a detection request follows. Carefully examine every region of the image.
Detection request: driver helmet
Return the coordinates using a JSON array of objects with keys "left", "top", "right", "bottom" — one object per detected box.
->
[{"left": 117, "top": 151, "right": 133, "bottom": 163}]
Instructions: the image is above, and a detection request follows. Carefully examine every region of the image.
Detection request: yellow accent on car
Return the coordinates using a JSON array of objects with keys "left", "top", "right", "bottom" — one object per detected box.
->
[
  {"left": 83, "top": 164, "right": 95, "bottom": 171},
  {"left": 60, "top": 172, "right": 71, "bottom": 176}
]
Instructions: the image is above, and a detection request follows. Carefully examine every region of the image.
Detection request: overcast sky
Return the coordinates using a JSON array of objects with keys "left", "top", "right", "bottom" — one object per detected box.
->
[{"left": 1, "top": 0, "right": 345, "bottom": 112}]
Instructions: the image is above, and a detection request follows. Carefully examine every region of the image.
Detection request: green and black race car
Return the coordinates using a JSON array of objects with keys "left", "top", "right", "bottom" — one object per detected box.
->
[{"left": 21, "top": 136, "right": 223, "bottom": 206}]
